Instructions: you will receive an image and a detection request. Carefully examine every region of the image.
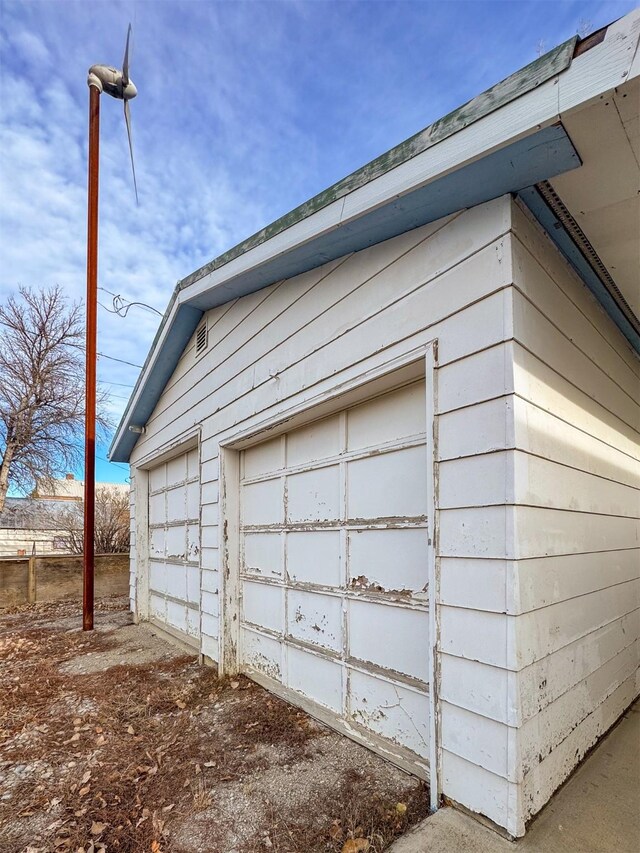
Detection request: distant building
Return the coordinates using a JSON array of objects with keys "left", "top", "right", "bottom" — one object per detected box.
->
[
  {"left": 0, "top": 476, "right": 129, "bottom": 556},
  {"left": 32, "top": 472, "right": 84, "bottom": 501},
  {"left": 0, "top": 497, "right": 73, "bottom": 556}
]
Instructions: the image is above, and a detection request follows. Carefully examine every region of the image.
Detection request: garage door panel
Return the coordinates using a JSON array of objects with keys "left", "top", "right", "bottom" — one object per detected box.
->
[
  {"left": 187, "top": 448, "right": 199, "bottom": 479},
  {"left": 244, "top": 436, "right": 283, "bottom": 480},
  {"left": 347, "top": 383, "right": 426, "bottom": 450},
  {"left": 238, "top": 378, "right": 430, "bottom": 770},
  {"left": 150, "top": 593, "right": 166, "bottom": 621},
  {"left": 349, "top": 600, "right": 429, "bottom": 683},
  {"left": 186, "top": 481, "right": 200, "bottom": 519},
  {"left": 288, "top": 645, "right": 343, "bottom": 713},
  {"left": 150, "top": 528, "right": 165, "bottom": 559},
  {"left": 287, "top": 415, "right": 342, "bottom": 467},
  {"left": 242, "top": 478, "right": 283, "bottom": 526},
  {"left": 243, "top": 580, "right": 283, "bottom": 633},
  {"left": 187, "top": 524, "right": 200, "bottom": 560},
  {"left": 186, "top": 606, "right": 200, "bottom": 638},
  {"left": 167, "top": 454, "right": 187, "bottom": 486},
  {"left": 167, "top": 486, "right": 186, "bottom": 522},
  {"left": 349, "top": 528, "right": 428, "bottom": 593},
  {"left": 165, "top": 526, "right": 186, "bottom": 560},
  {"left": 244, "top": 532, "right": 283, "bottom": 577},
  {"left": 288, "top": 590, "right": 342, "bottom": 652},
  {"left": 347, "top": 446, "right": 427, "bottom": 519},
  {"left": 349, "top": 669, "right": 430, "bottom": 759},
  {"left": 287, "top": 465, "right": 340, "bottom": 522},
  {"left": 149, "top": 464, "right": 166, "bottom": 492},
  {"left": 287, "top": 530, "right": 342, "bottom": 586},
  {"left": 243, "top": 626, "right": 283, "bottom": 680},
  {"left": 187, "top": 566, "right": 200, "bottom": 603},
  {"left": 165, "top": 565, "right": 187, "bottom": 601},
  {"left": 149, "top": 492, "right": 165, "bottom": 524},
  {"left": 167, "top": 599, "right": 188, "bottom": 633},
  {"left": 149, "top": 561, "right": 167, "bottom": 594}
]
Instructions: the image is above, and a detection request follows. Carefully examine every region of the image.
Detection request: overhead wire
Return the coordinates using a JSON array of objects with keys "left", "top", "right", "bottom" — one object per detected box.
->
[
  {"left": 98, "top": 286, "right": 162, "bottom": 317},
  {"left": 97, "top": 352, "right": 143, "bottom": 368}
]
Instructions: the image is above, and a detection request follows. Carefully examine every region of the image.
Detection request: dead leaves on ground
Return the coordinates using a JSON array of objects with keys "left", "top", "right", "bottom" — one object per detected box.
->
[{"left": 342, "top": 840, "right": 371, "bottom": 853}]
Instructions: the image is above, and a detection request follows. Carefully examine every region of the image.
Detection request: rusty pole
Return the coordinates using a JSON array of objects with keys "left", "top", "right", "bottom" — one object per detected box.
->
[{"left": 83, "top": 83, "right": 100, "bottom": 631}]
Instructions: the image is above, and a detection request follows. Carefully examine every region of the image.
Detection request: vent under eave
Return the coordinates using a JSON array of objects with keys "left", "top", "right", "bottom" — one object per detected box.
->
[{"left": 195, "top": 323, "right": 208, "bottom": 357}]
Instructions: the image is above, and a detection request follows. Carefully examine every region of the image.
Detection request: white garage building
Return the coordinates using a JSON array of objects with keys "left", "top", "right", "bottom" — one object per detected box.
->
[{"left": 110, "top": 14, "right": 639, "bottom": 840}]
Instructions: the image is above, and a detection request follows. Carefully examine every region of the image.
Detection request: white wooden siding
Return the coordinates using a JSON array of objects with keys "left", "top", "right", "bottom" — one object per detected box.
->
[{"left": 510, "top": 201, "right": 640, "bottom": 826}]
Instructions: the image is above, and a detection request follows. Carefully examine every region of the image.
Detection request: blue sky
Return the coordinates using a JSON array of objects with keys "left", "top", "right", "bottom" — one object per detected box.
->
[{"left": 0, "top": 0, "right": 635, "bottom": 487}]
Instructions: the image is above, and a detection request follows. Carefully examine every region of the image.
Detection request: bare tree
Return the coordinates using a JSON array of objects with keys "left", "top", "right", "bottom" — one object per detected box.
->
[
  {"left": 54, "top": 486, "right": 130, "bottom": 554},
  {"left": 0, "top": 285, "right": 108, "bottom": 512}
]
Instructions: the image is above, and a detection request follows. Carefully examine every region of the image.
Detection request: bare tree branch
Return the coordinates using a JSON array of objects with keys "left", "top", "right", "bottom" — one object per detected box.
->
[
  {"left": 50, "top": 487, "right": 130, "bottom": 554},
  {"left": 0, "top": 285, "right": 111, "bottom": 511}
]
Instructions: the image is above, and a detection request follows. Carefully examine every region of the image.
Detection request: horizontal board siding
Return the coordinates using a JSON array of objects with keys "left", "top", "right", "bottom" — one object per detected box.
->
[
  {"left": 511, "top": 230, "right": 639, "bottom": 394},
  {"left": 512, "top": 289, "right": 639, "bottom": 430},
  {"left": 515, "top": 580, "right": 639, "bottom": 668},
  {"left": 143, "top": 217, "right": 455, "bottom": 432},
  {"left": 513, "top": 343, "right": 639, "bottom": 460},
  {"left": 517, "top": 549, "right": 639, "bottom": 613},
  {"left": 521, "top": 672, "right": 638, "bottom": 818},
  {"left": 439, "top": 450, "right": 640, "bottom": 515},
  {"left": 517, "top": 609, "right": 639, "bottom": 723},
  {"left": 519, "top": 640, "right": 638, "bottom": 774},
  {"left": 513, "top": 397, "right": 640, "bottom": 489},
  {"left": 511, "top": 201, "right": 639, "bottom": 373},
  {"left": 138, "top": 255, "right": 511, "bottom": 457},
  {"left": 510, "top": 199, "right": 640, "bottom": 826},
  {"left": 441, "top": 750, "right": 517, "bottom": 833}
]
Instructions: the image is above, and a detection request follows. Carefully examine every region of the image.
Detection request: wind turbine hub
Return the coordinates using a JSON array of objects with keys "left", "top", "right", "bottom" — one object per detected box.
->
[{"left": 88, "top": 64, "right": 137, "bottom": 100}]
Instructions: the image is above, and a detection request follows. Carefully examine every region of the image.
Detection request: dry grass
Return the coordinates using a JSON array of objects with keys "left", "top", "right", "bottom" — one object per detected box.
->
[
  {"left": 255, "top": 770, "right": 430, "bottom": 853},
  {"left": 0, "top": 596, "right": 430, "bottom": 853}
]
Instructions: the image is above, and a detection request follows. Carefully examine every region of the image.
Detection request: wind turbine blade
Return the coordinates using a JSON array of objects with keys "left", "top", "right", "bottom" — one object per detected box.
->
[
  {"left": 124, "top": 99, "right": 139, "bottom": 205},
  {"left": 122, "top": 23, "right": 132, "bottom": 86}
]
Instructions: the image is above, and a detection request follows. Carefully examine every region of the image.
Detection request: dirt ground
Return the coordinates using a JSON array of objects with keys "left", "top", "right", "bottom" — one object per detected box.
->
[{"left": 0, "top": 595, "right": 430, "bottom": 853}]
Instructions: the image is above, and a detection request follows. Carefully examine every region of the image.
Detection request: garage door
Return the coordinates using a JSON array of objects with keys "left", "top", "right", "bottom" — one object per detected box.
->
[
  {"left": 239, "top": 381, "right": 430, "bottom": 767},
  {"left": 148, "top": 448, "right": 201, "bottom": 646}
]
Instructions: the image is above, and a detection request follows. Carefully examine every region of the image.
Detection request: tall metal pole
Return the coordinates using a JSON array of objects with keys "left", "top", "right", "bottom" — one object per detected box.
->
[{"left": 83, "top": 83, "right": 100, "bottom": 631}]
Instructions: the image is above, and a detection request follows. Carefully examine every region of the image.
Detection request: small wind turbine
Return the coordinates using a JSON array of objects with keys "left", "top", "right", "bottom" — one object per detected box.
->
[{"left": 83, "top": 25, "right": 139, "bottom": 631}]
